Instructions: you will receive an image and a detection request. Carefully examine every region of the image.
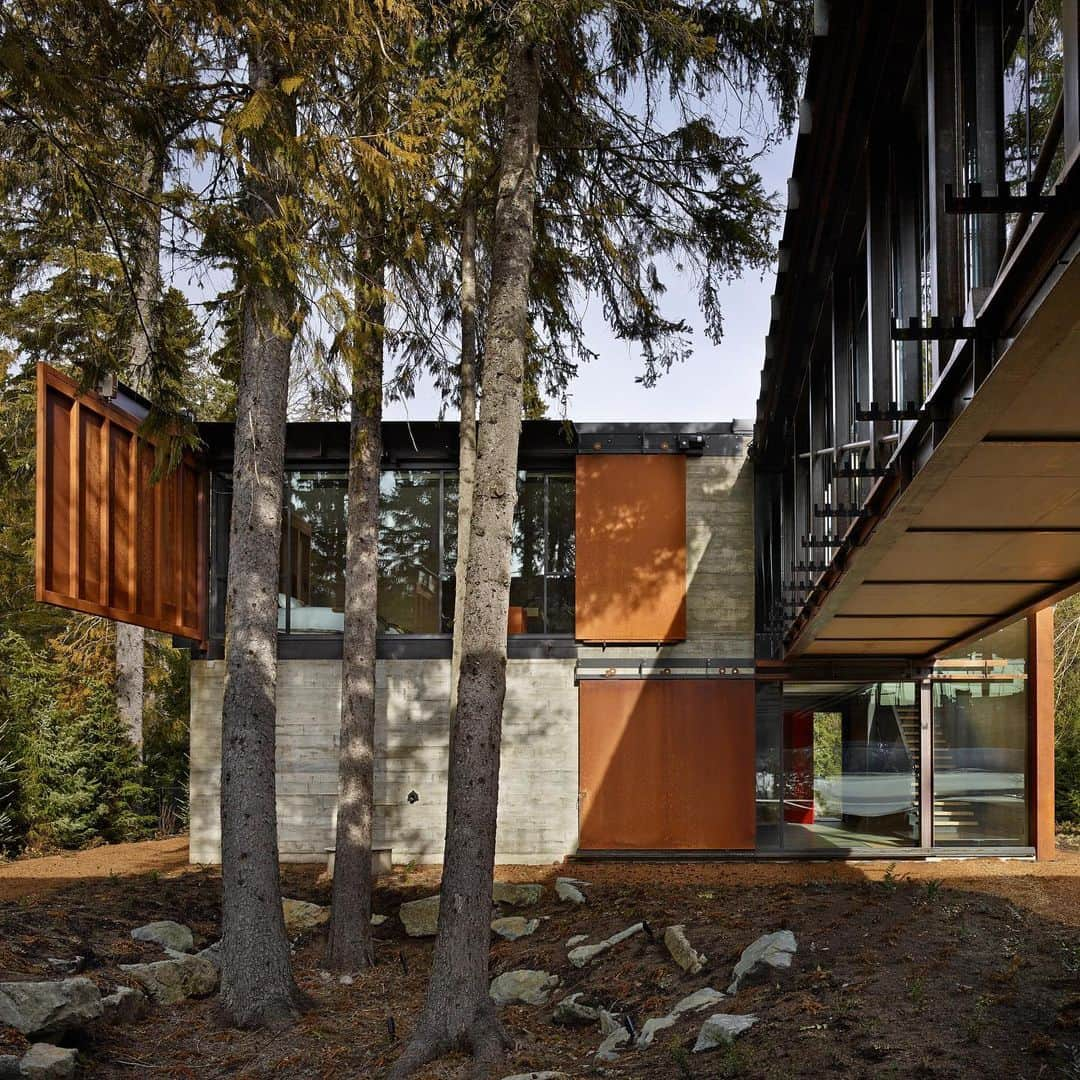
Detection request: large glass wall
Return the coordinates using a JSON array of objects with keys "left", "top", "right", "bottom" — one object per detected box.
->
[
  {"left": 932, "top": 620, "right": 1028, "bottom": 846},
  {"left": 757, "top": 680, "right": 920, "bottom": 850},
  {"left": 212, "top": 466, "right": 574, "bottom": 639}
]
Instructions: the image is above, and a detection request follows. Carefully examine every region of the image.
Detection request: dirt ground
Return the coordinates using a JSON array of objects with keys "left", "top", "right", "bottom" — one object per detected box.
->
[{"left": 2, "top": 840, "right": 1080, "bottom": 1078}]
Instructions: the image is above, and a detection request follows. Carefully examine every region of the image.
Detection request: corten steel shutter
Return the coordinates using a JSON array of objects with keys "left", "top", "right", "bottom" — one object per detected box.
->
[
  {"left": 578, "top": 679, "right": 756, "bottom": 850},
  {"left": 35, "top": 363, "right": 209, "bottom": 643},
  {"left": 575, "top": 454, "right": 687, "bottom": 642}
]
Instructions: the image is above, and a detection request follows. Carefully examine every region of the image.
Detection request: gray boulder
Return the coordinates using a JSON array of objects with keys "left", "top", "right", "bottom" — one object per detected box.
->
[
  {"left": 727, "top": 930, "right": 797, "bottom": 994},
  {"left": 636, "top": 1013, "right": 676, "bottom": 1048},
  {"left": 554, "top": 878, "right": 587, "bottom": 905},
  {"left": 119, "top": 953, "right": 219, "bottom": 1005},
  {"left": 399, "top": 895, "right": 441, "bottom": 938},
  {"left": 551, "top": 992, "right": 600, "bottom": 1027},
  {"left": 672, "top": 987, "right": 726, "bottom": 1015},
  {"left": 100, "top": 986, "right": 149, "bottom": 1025},
  {"left": 489, "top": 970, "right": 559, "bottom": 1007},
  {"left": 491, "top": 917, "right": 539, "bottom": 942},
  {"left": 0, "top": 978, "right": 102, "bottom": 1040},
  {"left": 17, "top": 1044, "right": 76, "bottom": 1079},
  {"left": 568, "top": 922, "right": 642, "bottom": 968},
  {"left": 492, "top": 883, "right": 543, "bottom": 907},
  {"left": 500, "top": 1073, "right": 567, "bottom": 1080},
  {"left": 565, "top": 934, "right": 589, "bottom": 948},
  {"left": 281, "top": 898, "right": 330, "bottom": 934},
  {"left": 596, "top": 1027, "right": 629, "bottom": 1062},
  {"left": 195, "top": 941, "right": 221, "bottom": 971},
  {"left": 664, "top": 925, "right": 706, "bottom": 975},
  {"left": 131, "top": 921, "right": 194, "bottom": 953},
  {"left": 692, "top": 1013, "right": 758, "bottom": 1052}
]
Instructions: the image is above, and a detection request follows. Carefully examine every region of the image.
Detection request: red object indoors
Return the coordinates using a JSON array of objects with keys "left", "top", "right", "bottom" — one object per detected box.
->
[{"left": 784, "top": 709, "right": 815, "bottom": 824}]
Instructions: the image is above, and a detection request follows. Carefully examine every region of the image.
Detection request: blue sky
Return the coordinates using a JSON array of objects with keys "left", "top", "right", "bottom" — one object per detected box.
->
[{"left": 385, "top": 129, "right": 797, "bottom": 425}]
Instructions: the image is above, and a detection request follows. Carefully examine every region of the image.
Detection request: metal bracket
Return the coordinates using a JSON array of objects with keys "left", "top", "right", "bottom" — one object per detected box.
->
[{"left": 944, "top": 182, "right": 1054, "bottom": 214}]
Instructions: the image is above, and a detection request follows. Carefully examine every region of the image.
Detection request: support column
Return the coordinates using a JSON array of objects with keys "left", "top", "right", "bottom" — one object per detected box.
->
[
  {"left": 866, "top": 138, "right": 894, "bottom": 472},
  {"left": 919, "top": 678, "right": 934, "bottom": 849},
  {"left": 1029, "top": 607, "right": 1055, "bottom": 860}
]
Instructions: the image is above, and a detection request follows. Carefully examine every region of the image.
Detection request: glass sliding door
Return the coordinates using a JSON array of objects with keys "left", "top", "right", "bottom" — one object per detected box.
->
[
  {"left": 932, "top": 620, "right": 1028, "bottom": 846},
  {"left": 779, "top": 681, "right": 919, "bottom": 850}
]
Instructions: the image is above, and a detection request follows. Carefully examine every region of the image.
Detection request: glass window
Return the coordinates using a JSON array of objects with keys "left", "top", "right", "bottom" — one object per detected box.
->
[
  {"left": 281, "top": 471, "right": 347, "bottom": 633},
  {"left": 377, "top": 471, "right": 444, "bottom": 635},
  {"left": 932, "top": 620, "right": 1028, "bottom": 846},
  {"left": 508, "top": 471, "right": 575, "bottom": 635},
  {"left": 778, "top": 681, "right": 920, "bottom": 850},
  {"left": 755, "top": 684, "right": 783, "bottom": 849}
]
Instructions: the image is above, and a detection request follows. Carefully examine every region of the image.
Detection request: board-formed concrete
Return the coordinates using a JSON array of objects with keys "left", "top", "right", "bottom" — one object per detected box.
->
[{"left": 189, "top": 658, "right": 579, "bottom": 865}]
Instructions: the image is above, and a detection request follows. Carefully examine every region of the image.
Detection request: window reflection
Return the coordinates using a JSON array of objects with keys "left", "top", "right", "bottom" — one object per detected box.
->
[
  {"left": 281, "top": 471, "right": 347, "bottom": 633},
  {"left": 932, "top": 620, "right": 1028, "bottom": 846},
  {"left": 773, "top": 681, "right": 920, "bottom": 850}
]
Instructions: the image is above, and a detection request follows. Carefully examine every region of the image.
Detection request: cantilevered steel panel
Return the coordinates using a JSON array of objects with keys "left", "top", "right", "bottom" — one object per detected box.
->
[
  {"left": 35, "top": 363, "right": 208, "bottom": 642},
  {"left": 575, "top": 454, "right": 686, "bottom": 642},
  {"left": 578, "top": 679, "right": 755, "bottom": 850}
]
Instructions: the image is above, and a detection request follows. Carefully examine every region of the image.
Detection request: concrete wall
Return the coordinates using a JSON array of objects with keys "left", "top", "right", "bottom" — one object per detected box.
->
[{"left": 189, "top": 658, "right": 579, "bottom": 865}]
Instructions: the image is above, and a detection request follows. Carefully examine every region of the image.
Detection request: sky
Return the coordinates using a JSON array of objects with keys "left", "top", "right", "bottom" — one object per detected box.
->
[{"left": 385, "top": 130, "right": 798, "bottom": 426}]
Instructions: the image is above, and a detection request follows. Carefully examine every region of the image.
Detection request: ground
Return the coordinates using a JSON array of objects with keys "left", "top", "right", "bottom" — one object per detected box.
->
[{"left": 2, "top": 839, "right": 1080, "bottom": 1078}]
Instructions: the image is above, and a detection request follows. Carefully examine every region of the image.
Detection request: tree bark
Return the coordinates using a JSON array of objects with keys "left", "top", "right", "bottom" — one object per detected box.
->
[
  {"left": 218, "top": 43, "right": 302, "bottom": 1029},
  {"left": 114, "top": 125, "right": 165, "bottom": 751},
  {"left": 449, "top": 187, "right": 479, "bottom": 728},
  {"left": 325, "top": 265, "right": 384, "bottom": 973},
  {"left": 389, "top": 42, "right": 540, "bottom": 1080}
]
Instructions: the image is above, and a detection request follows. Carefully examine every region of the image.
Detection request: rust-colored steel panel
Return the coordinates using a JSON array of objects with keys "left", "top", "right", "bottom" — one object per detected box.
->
[
  {"left": 575, "top": 455, "right": 686, "bottom": 642},
  {"left": 578, "top": 679, "right": 756, "bottom": 850},
  {"left": 35, "top": 363, "right": 208, "bottom": 644}
]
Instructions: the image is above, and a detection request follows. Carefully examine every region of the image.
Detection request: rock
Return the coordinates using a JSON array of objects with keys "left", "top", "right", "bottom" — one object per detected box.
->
[
  {"left": 100, "top": 986, "right": 149, "bottom": 1025},
  {"left": 131, "top": 920, "right": 194, "bottom": 953},
  {"left": 371, "top": 914, "right": 388, "bottom": 927},
  {"left": 0, "top": 1056, "right": 19, "bottom": 1079},
  {"left": 664, "top": 925, "right": 706, "bottom": 975},
  {"left": 43, "top": 959, "right": 83, "bottom": 977},
  {"left": 281, "top": 898, "right": 330, "bottom": 934},
  {"left": 554, "top": 878, "right": 587, "bottom": 905},
  {"left": 672, "top": 987, "right": 726, "bottom": 1015},
  {"left": 491, "top": 917, "right": 539, "bottom": 942},
  {"left": 492, "top": 883, "right": 543, "bottom": 907},
  {"left": 565, "top": 934, "right": 589, "bottom": 948},
  {"left": 692, "top": 1013, "right": 758, "bottom": 1052},
  {"left": 338, "top": 975, "right": 354, "bottom": 986},
  {"left": 0, "top": 978, "right": 102, "bottom": 1040},
  {"left": 489, "top": 970, "right": 560, "bottom": 1007},
  {"left": 636, "top": 1013, "right": 676, "bottom": 1048},
  {"left": 727, "top": 930, "right": 797, "bottom": 994},
  {"left": 568, "top": 922, "right": 643, "bottom": 968},
  {"left": 551, "top": 992, "right": 601, "bottom": 1027},
  {"left": 500, "top": 1073, "right": 567, "bottom": 1080},
  {"left": 18, "top": 1044, "right": 76, "bottom": 1079},
  {"left": 119, "top": 953, "right": 219, "bottom": 1005},
  {"left": 195, "top": 941, "right": 221, "bottom": 971},
  {"left": 596, "top": 1028, "right": 629, "bottom": 1062},
  {"left": 399, "top": 895, "right": 441, "bottom": 938},
  {"left": 599, "top": 1009, "right": 622, "bottom": 1036}
]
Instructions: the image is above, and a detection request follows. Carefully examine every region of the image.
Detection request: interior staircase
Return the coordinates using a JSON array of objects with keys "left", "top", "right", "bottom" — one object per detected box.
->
[{"left": 892, "top": 704, "right": 981, "bottom": 842}]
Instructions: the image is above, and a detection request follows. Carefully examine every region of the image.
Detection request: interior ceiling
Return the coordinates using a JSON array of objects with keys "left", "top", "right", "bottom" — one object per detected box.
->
[{"left": 793, "top": 253, "right": 1080, "bottom": 660}]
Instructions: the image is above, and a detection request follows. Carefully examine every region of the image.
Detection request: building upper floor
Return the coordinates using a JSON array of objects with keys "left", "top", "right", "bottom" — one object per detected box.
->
[{"left": 755, "top": 0, "right": 1080, "bottom": 663}]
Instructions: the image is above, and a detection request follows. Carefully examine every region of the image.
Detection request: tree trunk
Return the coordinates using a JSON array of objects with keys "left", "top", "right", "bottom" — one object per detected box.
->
[
  {"left": 390, "top": 42, "right": 541, "bottom": 1080},
  {"left": 449, "top": 188, "right": 479, "bottom": 728},
  {"left": 218, "top": 44, "right": 302, "bottom": 1029},
  {"left": 115, "top": 623, "right": 145, "bottom": 748},
  {"left": 114, "top": 129, "right": 165, "bottom": 751},
  {"left": 325, "top": 267, "right": 384, "bottom": 973}
]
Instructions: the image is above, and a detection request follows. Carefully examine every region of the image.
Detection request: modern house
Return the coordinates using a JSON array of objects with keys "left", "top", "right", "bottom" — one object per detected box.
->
[{"left": 34, "top": 0, "right": 1080, "bottom": 862}]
